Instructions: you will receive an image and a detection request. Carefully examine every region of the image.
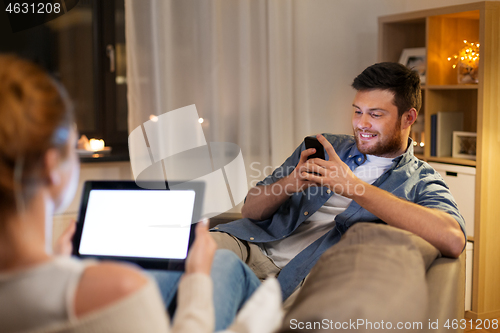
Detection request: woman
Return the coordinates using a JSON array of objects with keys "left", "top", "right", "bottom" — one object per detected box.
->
[{"left": 0, "top": 55, "right": 280, "bottom": 333}]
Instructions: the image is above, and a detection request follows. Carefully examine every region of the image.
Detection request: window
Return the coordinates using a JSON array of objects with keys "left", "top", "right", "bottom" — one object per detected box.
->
[{"left": 0, "top": 0, "right": 129, "bottom": 161}]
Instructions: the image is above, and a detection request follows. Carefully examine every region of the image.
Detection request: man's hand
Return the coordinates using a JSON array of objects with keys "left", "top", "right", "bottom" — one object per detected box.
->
[
  {"left": 279, "top": 146, "right": 325, "bottom": 194},
  {"left": 301, "top": 134, "right": 363, "bottom": 198},
  {"left": 242, "top": 146, "right": 321, "bottom": 220},
  {"left": 53, "top": 219, "right": 76, "bottom": 256},
  {"left": 185, "top": 218, "right": 217, "bottom": 275}
]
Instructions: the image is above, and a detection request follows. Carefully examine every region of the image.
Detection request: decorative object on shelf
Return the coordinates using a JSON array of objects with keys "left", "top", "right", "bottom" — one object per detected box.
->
[
  {"left": 452, "top": 131, "right": 476, "bottom": 160},
  {"left": 89, "top": 138, "right": 105, "bottom": 151},
  {"left": 399, "top": 47, "right": 426, "bottom": 84},
  {"left": 410, "top": 115, "right": 425, "bottom": 154},
  {"left": 77, "top": 135, "right": 112, "bottom": 157},
  {"left": 77, "top": 134, "right": 91, "bottom": 151},
  {"left": 447, "top": 40, "right": 479, "bottom": 84},
  {"left": 430, "top": 112, "right": 464, "bottom": 157}
]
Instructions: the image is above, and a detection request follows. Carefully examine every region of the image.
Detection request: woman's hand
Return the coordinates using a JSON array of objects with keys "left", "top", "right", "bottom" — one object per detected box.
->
[
  {"left": 185, "top": 218, "right": 217, "bottom": 275},
  {"left": 53, "top": 219, "right": 76, "bottom": 256}
]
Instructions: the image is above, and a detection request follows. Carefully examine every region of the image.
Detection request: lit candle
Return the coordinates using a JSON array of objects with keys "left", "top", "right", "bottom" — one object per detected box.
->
[{"left": 89, "top": 139, "right": 105, "bottom": 151}]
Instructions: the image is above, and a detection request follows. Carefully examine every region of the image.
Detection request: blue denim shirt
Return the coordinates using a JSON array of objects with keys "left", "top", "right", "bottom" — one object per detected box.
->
[{"left": 216, "top": 134, "right": 466, "bottom": 299}]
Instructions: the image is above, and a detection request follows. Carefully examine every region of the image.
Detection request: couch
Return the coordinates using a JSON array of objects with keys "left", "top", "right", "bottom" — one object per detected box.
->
[{"left": 210, "top": 213, "right": 465, "bottom": 333}]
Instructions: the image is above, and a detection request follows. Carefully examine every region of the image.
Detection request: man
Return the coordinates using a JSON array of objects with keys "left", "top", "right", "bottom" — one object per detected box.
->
[{"left": 211, "top": 62, "right": 466, "bottom": 308}]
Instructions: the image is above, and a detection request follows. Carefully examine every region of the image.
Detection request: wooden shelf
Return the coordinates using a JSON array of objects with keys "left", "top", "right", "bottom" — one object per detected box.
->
[
  {"left": 379, "top": 1, "right": 500, "bottom": 318},
  {"left": 426, "top": 156, "right": 476, "bottom": 166},
  {"left": 414, "top": 154, "right": 477, "bottom": 167}
]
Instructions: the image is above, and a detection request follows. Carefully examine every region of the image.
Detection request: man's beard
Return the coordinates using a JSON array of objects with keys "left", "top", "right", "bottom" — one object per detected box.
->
[{"left": 354, "top": 120, "right": 404, "bottom": 157}]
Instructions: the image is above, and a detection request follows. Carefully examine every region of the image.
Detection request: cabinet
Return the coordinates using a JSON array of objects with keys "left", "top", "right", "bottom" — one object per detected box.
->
[
  {"left": 429, "top": 163, "right": 476, "bottom": 238},
  {"left": 379, "top": 2, "right": 500, "bottom": 320},
  {"left": 429, "top": 162, "right": 476, "bottom": 312}
]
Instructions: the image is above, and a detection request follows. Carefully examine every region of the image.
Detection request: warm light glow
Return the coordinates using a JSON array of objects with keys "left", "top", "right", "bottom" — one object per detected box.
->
[
  {"left": 420, "top": 142, "right": 425, "bottom": 147},
  {"left": 447, "top": 40, "right": 480, "bottom": 83},
  {"left": 149, "top": 115, "right": 158, "bottom": 122},
  {"left": 448, "top": 41, "right": 479, "bottom": 69},
  {"left": 89, "top": 139, "right": 105, "bottom": 151},
  {"left": 198, "top": 117, "right": 204, "bottom": 123}
]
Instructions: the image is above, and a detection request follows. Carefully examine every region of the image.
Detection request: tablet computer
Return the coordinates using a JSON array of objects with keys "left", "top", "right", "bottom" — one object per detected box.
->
[{"left": 72, "top": 180, "right": 205, "bottom": 271}]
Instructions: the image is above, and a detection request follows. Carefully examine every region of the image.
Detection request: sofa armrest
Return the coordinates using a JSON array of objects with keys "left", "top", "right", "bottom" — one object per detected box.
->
[{"left": 426, "top": 252, "right": 465, "bottom": 333}]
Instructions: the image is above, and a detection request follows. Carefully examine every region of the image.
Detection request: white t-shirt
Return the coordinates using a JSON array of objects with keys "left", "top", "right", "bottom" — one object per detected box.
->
[{"left": 259, "top": 154, "right": 395, "bottom": 268}]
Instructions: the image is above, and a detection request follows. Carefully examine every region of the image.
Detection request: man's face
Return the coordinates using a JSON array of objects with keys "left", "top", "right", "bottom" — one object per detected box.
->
[{"left": 351, "top": 89, "right": 406, "bottom": 158}]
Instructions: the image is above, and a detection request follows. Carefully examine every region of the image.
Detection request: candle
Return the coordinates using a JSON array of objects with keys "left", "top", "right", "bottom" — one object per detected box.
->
[{"left": 89, "top": 139, "right": 105, "bottom": 151}]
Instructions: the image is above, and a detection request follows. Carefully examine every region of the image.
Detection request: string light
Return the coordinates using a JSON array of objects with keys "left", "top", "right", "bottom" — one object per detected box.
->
[
  {"left": 447, "top": 40, "right": 480, "bottom": 83},
  {"left": 448, "top": 40, "right": 480, "bottom": 68}
]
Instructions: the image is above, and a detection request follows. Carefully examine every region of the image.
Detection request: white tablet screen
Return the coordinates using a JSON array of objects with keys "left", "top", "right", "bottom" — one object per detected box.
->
[{"left": 78, "top": 189, "right": 196, "bottom": 259}]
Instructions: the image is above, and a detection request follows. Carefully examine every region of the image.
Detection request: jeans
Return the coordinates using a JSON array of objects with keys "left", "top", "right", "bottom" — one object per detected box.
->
[{"left": 148, "top": 249, "right": 261, "bottom": 331}]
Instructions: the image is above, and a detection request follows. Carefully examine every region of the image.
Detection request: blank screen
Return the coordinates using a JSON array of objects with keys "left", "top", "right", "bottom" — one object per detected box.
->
[{"left": 78, "top": 189, "right": 196, "bottom": 259}]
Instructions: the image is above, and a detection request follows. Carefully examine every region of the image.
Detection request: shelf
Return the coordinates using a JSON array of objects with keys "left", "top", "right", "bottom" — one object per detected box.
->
[
  {"left": 427, "top": 10, "right": 480, "bottom": 86},
  {"left": 416, "top": 154, "right": 477, "bottom": 167},
  {"left": 79, "top": 146, "right": 130, "bottom": 163},
  {"left": 426, "top": 84, "right": 478, "bottom": 90},
  {"left": 425, "top": 89, "right": 478, "bottom": 135},
  {"left": 426, "top": 156, "right": 476, "bottom": 167},
  {"left": 378, "top": 19, "right": 425, "bottom": 62},
  {"left": 379, "top": 0, "right": 500, "bottom": 319}
]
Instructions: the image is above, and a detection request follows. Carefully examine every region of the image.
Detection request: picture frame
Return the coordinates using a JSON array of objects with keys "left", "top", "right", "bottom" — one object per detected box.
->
[
  {"left": 399, "top": 47, "right": 426, "bottom": 84},
  {"left": 452, "top": 131, "right": 477, "bottom": 160}
]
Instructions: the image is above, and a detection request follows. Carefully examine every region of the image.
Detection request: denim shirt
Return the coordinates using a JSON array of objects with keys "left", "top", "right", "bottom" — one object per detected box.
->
[{"left": 215, "top": 134, "right": 466, "bottom": 299}]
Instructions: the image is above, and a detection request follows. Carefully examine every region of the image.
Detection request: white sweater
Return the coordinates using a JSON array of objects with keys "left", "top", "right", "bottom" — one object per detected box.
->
[
  {"left": 0, "top": 256, "right": 214, "bottom": 333},
  {"left": 0, "top": 256, "right": 283, "bottom": 333}
]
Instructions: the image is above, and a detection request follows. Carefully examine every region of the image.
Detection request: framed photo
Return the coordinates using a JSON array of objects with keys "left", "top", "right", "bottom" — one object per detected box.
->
[
  {"left": 452, "top": 131, "right": 477, "bottom": 160},
  {"left": 399, "top": 47, "right": 426, "bottom": 84}
]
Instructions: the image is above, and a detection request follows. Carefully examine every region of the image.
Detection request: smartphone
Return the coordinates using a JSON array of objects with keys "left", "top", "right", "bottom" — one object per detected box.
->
[{"left": 304, "top": 136, "right": 325, "bottom": 160}]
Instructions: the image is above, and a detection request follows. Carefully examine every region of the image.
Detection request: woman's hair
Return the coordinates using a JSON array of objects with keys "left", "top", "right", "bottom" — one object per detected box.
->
[{"left": 0, "top": 54, "right": 74, "bottom": 222}]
